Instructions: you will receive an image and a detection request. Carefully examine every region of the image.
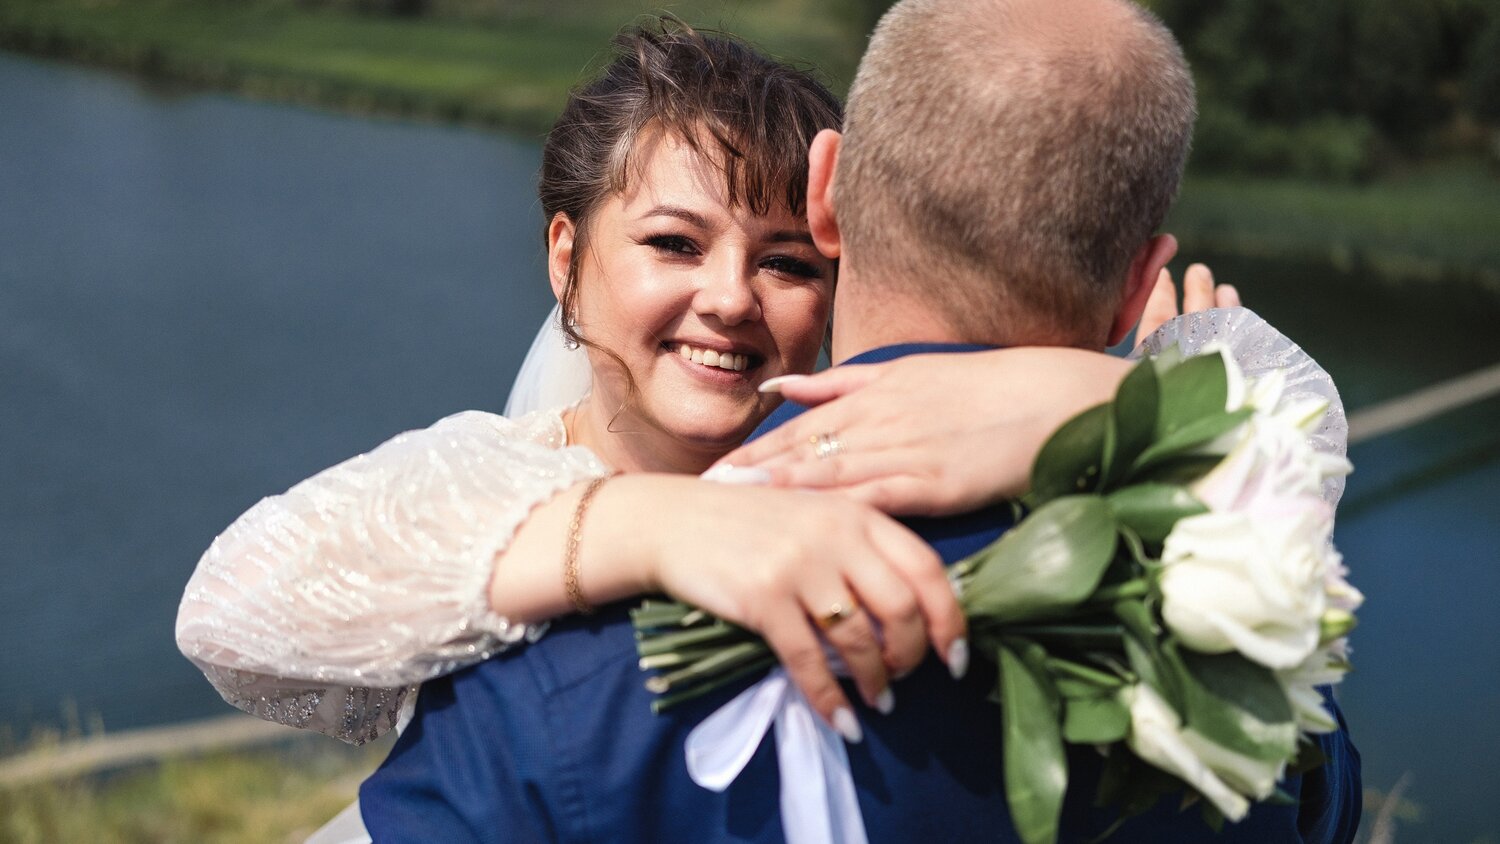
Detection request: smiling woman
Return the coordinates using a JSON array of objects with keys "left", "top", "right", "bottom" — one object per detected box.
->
[
  {"left": 555, "top": 128, "right": 835, "bottom": 474},
  {"left": 175, "top": 19, "right": 969, "bottom": 758}
]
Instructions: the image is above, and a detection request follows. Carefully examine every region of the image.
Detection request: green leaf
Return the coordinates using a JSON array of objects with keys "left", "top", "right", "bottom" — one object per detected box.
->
[
  {"left": 1106, "top": 484, "right": 1209, "bottom": 544},
  {"left": 1062, "top": 695, "right": 1130, "bottom": 744},
  {"left": 1125, "top": 453, "right": 1227, "bottom": 488},
  {"left": 1130, "top": 408, "right": 1252, "bottom": 476},
  {"left": 1116, "top": 603, "right": 1187, "bottom": 715},
  {"left": 1030, "top": 404, "right": 1111, "bottom": 504},
  {"left": 1290, "top": 737, "right": 1329, "bottom": 775},
  {"left": 1104, "top": 358, "right": 1160, "bottom": 488},
  {"left": 1266, "top": 787, "right": 1298, "bottom": 806},
  {"left": 999, "top": 644, "right": 1068, "bottom": 844},
  {"left": 1201, "top": 799, "right": 1227, "bottom": 833},
  {"left": 958, "top": 497, "right": 1119, "bottom": 623},
  {"left": 1154, "top": 352, "right": 1230, "bottom": 440},
  {"left": 1172, "top": 647, "right": 1298, "bottom": 762}
]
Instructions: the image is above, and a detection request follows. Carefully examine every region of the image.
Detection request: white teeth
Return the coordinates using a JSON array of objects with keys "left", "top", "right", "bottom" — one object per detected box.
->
[{"left": 676, "top": 344, "right": 750, "bottom": 372}]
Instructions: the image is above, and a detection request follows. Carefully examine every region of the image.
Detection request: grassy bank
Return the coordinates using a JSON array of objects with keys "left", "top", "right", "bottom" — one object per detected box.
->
[
  {"left": 2, "top": 0, "right": 1496, "bottom": 285},
  {"left": 1171, "top": 161, "right": 1500, "bottom": 292},
  {"left": 0, "top": 735, "right": 383, "bottom": 844},
  {"left": 0, "top": 0, "right": 859, "bottom": 134}
]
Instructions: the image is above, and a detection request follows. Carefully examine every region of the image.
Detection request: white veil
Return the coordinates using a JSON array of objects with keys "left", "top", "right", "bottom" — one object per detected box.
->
[{"left": 503, "top": 303, "right": 594, "bottom": 417}]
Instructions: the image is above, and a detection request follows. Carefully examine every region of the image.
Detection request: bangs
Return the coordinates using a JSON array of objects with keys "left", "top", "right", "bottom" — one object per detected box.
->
[{"left": 601, "top": 22, "right": 842, "bottom": 218}]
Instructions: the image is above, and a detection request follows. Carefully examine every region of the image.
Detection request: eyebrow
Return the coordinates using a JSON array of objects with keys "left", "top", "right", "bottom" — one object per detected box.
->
[
  {"left": 642, "top": 205, "right": 815, "bottom": 246},
  {"left": 767, "top": 230, "right": 816, "bottom": 246},
  {"left": 643, "top": 205, "right": 714, "bottom": 229}
]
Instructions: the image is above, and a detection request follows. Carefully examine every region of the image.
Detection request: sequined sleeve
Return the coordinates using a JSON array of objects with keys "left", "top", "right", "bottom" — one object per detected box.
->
[
  {"left": 175, "top": 409, "right": 611, "bottom": 744},
  {"left": 1134, "top": 307, "right": 1349, "bottom": 507}
]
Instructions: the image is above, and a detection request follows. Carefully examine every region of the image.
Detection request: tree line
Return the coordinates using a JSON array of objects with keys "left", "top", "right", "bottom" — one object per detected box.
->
[{"left": 311, "top": 0, "right": 1500, "bottom": 181}]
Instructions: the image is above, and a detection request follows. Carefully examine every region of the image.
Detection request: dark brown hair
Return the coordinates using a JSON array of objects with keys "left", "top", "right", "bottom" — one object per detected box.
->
[{"left": 538, "top": 17, "right": 843, "bottom": 354}]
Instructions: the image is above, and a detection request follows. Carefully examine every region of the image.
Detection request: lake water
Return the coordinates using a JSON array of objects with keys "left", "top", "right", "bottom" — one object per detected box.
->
[{"left": 2, "top": 51, "right": 1497, "bottom": 842}]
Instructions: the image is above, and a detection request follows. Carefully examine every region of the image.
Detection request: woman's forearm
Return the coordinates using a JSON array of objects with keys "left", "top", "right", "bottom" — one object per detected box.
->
[{"left": 177, "top": 409, "right": 610, "bottom": 737}]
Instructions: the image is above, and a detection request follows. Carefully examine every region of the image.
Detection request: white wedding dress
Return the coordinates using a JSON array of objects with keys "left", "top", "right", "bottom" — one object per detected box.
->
[{"left": 174, "top": 305, "right": 1345, "bottom": 843}]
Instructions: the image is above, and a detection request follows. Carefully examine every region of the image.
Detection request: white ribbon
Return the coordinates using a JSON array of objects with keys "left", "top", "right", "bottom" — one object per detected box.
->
[{"left": 684, "top": 668, "right": 869, "bottom": 844}]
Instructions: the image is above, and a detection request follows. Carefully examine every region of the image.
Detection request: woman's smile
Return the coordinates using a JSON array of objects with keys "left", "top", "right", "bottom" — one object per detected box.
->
[{"left": 553, "top": 127, "right": 835, "bottom": 469}]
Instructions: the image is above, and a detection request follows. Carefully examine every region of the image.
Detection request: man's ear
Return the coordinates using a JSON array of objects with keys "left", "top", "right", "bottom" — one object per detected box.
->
[
  {"left": 1108, "top": 233, "right": 1178, "bottom": 347},
  {"left": 806, "top": 129, "right": 843, "bottom": 260},
  {"left": 546, "top": 213, "right": 576, "bottom": 303}
]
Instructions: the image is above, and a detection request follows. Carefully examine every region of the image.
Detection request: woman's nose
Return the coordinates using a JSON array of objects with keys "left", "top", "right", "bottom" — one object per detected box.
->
[{"left": 694, "top": 259, "right": 762, "bottom": 326}]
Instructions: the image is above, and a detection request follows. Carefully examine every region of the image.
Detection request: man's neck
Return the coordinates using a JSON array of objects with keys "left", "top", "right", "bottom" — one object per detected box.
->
[
  {"left": 829, "top": 267, "right": 1108, "bottom": 361},
  {"left": 829, "top": 278, "right": 968, "bottom": 364}
]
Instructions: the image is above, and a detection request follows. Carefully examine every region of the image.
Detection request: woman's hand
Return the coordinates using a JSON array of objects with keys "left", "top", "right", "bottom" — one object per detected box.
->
[
  {"left": 639, "top": 477, "right": 965, "bottom": 739},
  {"left": 1137, "top": 263, "right": 1241, "bottom": 340},
  {"left": 492, "top": 474, "right": 966, "bottom": 740},
  {"left": 715, "top": 348, "right": 1133, "bottom": 516}
]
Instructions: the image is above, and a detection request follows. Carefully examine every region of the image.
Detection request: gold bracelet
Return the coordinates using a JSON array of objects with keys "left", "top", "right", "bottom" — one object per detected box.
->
[{"left": 564, "top": 476, "right": 611, "bottom": 615}]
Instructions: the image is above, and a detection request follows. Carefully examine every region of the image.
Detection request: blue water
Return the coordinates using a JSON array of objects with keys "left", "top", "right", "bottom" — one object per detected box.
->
[
  {"left": 0, "top": 52, "right": 556, "bottom": 733},
  {"left": 2, "top": 51, "right": 1498, "bottom": 841}
]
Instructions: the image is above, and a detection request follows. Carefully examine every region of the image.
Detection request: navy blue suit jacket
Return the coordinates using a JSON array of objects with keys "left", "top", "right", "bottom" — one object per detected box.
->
[{"left": 360, "top": 343, "right": 1361, "bottom": 843}]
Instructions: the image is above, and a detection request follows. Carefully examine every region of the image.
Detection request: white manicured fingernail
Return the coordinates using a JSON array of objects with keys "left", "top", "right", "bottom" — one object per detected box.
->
[
  {"left": 832, "top": 707, "right": 863, "bottom": 743},
  {"left": 758, "top": 374, "right": 809, "bottom": 394},
  {"left": 874, "top": 687, "right": 895, "bottom": 715},
  {"left": 699, "top": 464, "right": 772, "bottom": 485},
  {"left": 947, "top": 638, "right": 969, "bottom": 680}
]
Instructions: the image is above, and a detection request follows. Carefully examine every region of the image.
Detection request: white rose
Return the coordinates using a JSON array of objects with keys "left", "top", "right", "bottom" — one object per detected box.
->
[
  {"left": 1159, "top": 498, "right": 1333, "bottom": 669},
  {"left": 1123, "top": 684, "right": 1265, "bottom": 821},
  {"left": 1200, "top": 346, "right": 1353, "bottom": 494},
  {"left": 1158, "top": 358, "right": 1356, "bottom": 670},
  {"left": 1276, "top": 638, "right": 1354, "bottom": 734}
]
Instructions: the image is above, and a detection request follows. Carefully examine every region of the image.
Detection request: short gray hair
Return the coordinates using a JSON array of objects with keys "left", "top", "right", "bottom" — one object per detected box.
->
[{"left": 835, "top": 0, "right": 1196, "bottom": 344}]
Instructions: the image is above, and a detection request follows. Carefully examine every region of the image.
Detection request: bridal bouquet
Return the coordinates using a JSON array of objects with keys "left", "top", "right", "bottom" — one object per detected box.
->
[{"left": 632, "top": 347, "right": 1360, "bottom": 844}]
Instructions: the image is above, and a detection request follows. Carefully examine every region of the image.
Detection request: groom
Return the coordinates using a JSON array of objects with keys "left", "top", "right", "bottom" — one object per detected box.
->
[{"left": 360, "top": 0, "right": 1359, "bottom": 840}]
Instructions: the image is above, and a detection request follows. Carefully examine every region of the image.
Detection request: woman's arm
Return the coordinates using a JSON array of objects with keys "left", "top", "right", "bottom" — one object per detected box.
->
[
  {"left": 715, "top": 284, "right": 1342, "bottom": 516},
  {"left": 180, "top": 409, "right": 965, "bottom": 742},
  {"left": 175, "top": 409, "right": 610, "bottom": 743},
  {"left": 486, "top": 472, "right": 965, "bottom": 733}
]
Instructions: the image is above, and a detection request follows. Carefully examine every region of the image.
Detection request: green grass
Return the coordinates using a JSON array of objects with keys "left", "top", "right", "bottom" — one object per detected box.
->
[
  {"left": 0, "top": 737, "right": 384, "bottom": 844},
  {"left": 1171, "top": 161, "right": 1500, "bottom": 290},
  {"left": 0, "top": 0, "right": 861, "bottom": 133}
]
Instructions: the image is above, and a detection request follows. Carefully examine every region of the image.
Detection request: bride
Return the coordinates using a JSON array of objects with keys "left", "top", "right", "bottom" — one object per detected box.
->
[{"left": 175, "top": 17, "right": 1337, "bottom": 841}]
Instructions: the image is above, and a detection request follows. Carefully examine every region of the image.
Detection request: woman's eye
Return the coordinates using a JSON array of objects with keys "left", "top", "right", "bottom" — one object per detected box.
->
[
  {"left": 763, "top": 256, "right": 824, "bottom": 280},
  {"left": 645, "top": 235, "right": 699, "bottom": 256}
]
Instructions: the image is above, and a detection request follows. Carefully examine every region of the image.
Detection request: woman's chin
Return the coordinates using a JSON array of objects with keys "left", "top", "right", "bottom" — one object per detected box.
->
[{"left": 655, "top": 403, "right": 766, "bottom": 454}]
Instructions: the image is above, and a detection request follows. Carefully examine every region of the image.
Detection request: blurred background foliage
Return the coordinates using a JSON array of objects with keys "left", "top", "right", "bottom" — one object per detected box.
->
[
  {"left": 2, "top": 0, "right": 1496, "bottom": 182},
  {"left": 1148, "top": 0, "right": 1500, "bottom": 181},
  {"left": 4, "top": 0, "right": 1491, "bottom": 283}
]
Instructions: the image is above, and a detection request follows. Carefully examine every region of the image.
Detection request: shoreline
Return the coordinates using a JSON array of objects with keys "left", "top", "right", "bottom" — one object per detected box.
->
[
  {"left": 2, "top": 4, "right": 1497, "bottom": 289},
  {"left": 0, "top": 714, "right": 296, "bottom": 787}
]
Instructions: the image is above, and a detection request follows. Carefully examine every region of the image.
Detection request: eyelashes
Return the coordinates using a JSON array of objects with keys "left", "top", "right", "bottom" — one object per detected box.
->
[
  {"left": 644, "top": 234, "right": 698, "bottom": 256},
  {"left": 639, "top": 234, "right": 826, "bottom": 282},
  {"left": 761, "top": 256, "right": 824, "bottom": 280}
]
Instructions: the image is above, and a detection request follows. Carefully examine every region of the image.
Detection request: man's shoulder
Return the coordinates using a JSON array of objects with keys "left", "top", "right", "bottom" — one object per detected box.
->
[{"left": 461, "top": 603, "right": 641, "bottom": 699}]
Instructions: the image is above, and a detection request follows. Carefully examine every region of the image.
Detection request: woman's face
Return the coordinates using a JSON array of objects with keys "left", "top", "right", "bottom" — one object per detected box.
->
[{"left": 551, "top": 130, "right": 834, "bottom": 460}]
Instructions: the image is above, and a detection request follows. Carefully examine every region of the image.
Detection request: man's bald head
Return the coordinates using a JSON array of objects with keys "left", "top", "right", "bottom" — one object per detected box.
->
[{"left": 834, "top": 0, "right": 1195, "bottom": 346}]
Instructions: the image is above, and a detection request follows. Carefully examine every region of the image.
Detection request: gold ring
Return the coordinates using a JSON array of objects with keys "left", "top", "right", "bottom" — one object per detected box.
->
[
  {"left": 815, "top": 598, "right": 860, "bottom": 630},
  {"left": 811, "top": 431, "right": 845, "bottom": 460}
]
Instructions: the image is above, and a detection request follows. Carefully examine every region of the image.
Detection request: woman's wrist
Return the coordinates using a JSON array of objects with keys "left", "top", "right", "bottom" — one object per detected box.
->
[{"left": 486, "top": 474, "right": 675, "bottom": 623}]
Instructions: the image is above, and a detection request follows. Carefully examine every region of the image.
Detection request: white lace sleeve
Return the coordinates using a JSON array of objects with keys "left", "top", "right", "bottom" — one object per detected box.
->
[
  {"left": 1133, "top": 307, "right": 1349, "bottom": 507},
  {"left": 175, "top": 409, "right": 611, "bottom": 744}
]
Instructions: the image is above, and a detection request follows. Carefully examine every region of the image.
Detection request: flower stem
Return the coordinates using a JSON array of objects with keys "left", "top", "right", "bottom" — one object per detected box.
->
[
  {"left": 650, "top": 654, "right": 779, "bottom": 714},
  {"left": 635, "top": 622, "right": 756, "bottom": 657},
  {"left": 645, "top": 640, "right": 772, "bottom": 694}
]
